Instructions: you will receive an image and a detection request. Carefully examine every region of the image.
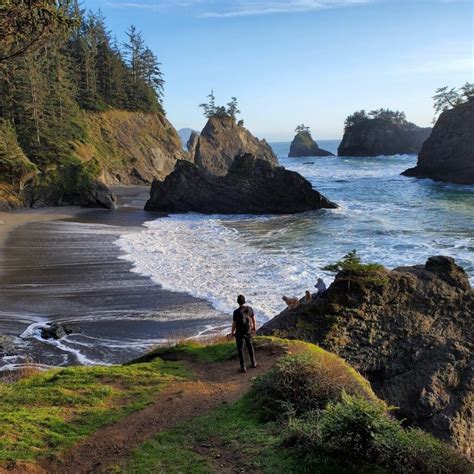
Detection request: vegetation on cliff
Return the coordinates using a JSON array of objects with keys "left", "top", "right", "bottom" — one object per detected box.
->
[{"left": 0, "top": 4, "right": 172, "bottom": 208}]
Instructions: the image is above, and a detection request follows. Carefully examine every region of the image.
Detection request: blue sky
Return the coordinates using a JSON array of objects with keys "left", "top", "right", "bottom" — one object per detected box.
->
[{"left": 84, "top": 0, "right": 473, "bottom": 140}]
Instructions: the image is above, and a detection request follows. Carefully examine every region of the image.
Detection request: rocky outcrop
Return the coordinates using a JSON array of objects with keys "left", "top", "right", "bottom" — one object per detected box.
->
[
  {"left": 259, "top": 256, "right": 473, "bottom": 458},
  {"left": 402, "top": 101, "right": 474, "bottom": 184},
  {"left": 186, "top": 130, "right": 199, "bottom": 156},
  {"left": 74, "top": 110, "right": 188, "bottom": 185},
  {"left": 40, "top": 323, "right": 80, "bottom": 340},
  {"left": 145, "top": 153, "right": 337, "bottom": 214},
  {"left": 338, "top": 121, "right": 431, "bottom": 157},
  {"left": 27, "top": 180, "right": 116, "bottom": 210},
  {"left": 289, "top": 131, "right": 333, "bottom": 157},
  {"left": 193, "top": 115, "right": 278, "bottom": 176}
]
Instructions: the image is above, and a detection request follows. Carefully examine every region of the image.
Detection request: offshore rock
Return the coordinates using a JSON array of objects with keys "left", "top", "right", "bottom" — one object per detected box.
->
[
  {"left": 402, "top": 100, "right": 474, "bottom": 184},
  {"left": 145, "top": 153, "right": 337, "bottom": 214},
  {"left": 338, "top": 121, "right": 431, "bottom": 157},
  {"left": 289, "top": 131, "right": 333, "bottom": 157}
]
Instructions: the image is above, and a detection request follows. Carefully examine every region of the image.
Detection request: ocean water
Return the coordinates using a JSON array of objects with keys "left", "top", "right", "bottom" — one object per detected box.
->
[{"left": 116, "top": 140, "right": 474, "bottom": 325}]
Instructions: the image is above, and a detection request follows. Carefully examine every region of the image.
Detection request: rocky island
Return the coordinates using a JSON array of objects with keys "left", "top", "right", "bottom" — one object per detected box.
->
[
  {"left": 338, "top": 108, "right": 431, "bottom": 156},
  {"left": 259, "top": 255, "right": 473, "bottom": 458},
  {"left": 403, "top": 99, "right": 474, "bottom": 184},
  {"left": 193, "top": 114, "right": 277, "bottom": 176},
  {"left": 288, "top": 125, "right": 333, "bottom": 157},
  {"left": 145, "top": 153, "right": 337, "bottom": 214}
]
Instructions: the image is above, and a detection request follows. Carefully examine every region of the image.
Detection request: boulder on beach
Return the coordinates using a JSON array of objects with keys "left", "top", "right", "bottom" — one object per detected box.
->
[
  {"left": 289, "top": 131, "right": 333, "bottom": 157},
  {"left": 193, "top": 115, "right": 278, "bottom": 176},
  {"left": 41, "top": 323, "right": 81, "bottom": 340},
  {"left": 402, "top": 100, "right": 474, "bottom": 184},
  {"left": 144, "top": 153, "right": 337, "bottom": 214},
  {"left": 338, "top": 110, "right": 431, "bottom": 156},
  {"left": 258, "top": 256, "right": 474, "bottom": 458}
]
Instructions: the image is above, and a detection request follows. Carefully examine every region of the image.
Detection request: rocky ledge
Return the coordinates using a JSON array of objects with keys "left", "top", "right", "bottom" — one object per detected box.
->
[
  {"left": 145, "top": 153, "right": 337, "bottom": 214},
  {"left": 258, "top": 256, "right": 473, "bottom": 458},
  {"left": 193, "top": 115, "right": 277, "bottom": 176},
  {"left": 289, "top": 131, "right": 333, "bottom": 157},
  {"left": 402, "top": 100, "right": 474, "bottom": 184}
]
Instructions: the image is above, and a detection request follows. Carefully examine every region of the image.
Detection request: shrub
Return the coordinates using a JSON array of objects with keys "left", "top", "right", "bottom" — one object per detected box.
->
[
  {"left": 319, "top": 392, "right": 397, "bottom": 462},
  {"left": 323, "top": 250, "right": 384, "bottom": 273},
  {"left": 251, "top": 351, "right": 377, "bottom": 420},
  {"left": 283, "top": 393, "right": 471, "bottom": 474}
]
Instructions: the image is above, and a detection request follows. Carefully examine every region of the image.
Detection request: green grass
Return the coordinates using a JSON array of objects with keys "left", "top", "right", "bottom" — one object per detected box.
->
[
  {"left": 0, "top": 359, "right": 188, "bottom": 462},
  {"left": 131, "top": 336, "right": 291, "bottom": 365}
]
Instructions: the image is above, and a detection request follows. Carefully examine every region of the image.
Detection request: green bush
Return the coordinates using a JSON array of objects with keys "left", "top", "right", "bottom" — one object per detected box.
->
[
  {"left": 322, "top": 250, "right": 384, "bottom": 274},
  {"left": 283, "top": 393, "right": 471, "bottom": 474},
  {"left": 251, "top": 351, "right": 377, "bottom": 420},
  {"left": 319, "top": 393, "right": 397, "bottom": 462}
]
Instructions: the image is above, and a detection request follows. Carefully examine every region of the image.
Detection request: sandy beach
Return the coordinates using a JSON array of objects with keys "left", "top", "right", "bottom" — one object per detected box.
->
[{"left": 0, "top": 187, "right": 227, "bottom": 369}]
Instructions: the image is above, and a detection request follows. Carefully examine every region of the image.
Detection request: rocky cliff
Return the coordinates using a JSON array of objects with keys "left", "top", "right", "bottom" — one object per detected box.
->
[
  {"left": 338, "top": 121, "right": 431, "bottom": 157},
  {"left": 289, "top": 131, "right": 333, "bottom": 157},
  {"left": 258, "top": 256, "right": 473, "bottom": 458},
  {"left": 0, "top": 110, "right": 187, "bottom": 211},
  {"left": 74, "top": 110, "right": 188, "bottom": 185},
  {"left": 145, "top": 153, "right": 337, "bottom": 214},
  {"left": 193, "top": 115, "right": 277, "bottom": 176},
  {"left": 402, "top": 100, "right": 474, "bottom": 184}
]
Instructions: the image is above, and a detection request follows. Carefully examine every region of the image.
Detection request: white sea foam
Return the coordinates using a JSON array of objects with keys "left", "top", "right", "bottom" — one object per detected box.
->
[{"left": 116, "top": 214, "right": 336, "bottom": 321}]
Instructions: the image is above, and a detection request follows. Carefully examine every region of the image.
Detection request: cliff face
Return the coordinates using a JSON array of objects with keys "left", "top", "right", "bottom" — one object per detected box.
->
[
  {"left": 145, "top": 153, "right": 337, "bottom": 214},
  {"left": 258, "top": 256, "right": 473, "bottom": 458},
  {"left": 288, "top": 131, "right": 333, "bottom": 157},
  {"left": 74, "top": 110, "right": 188, "bottom": 185},
  {"left": 338, "top": 121, "right": 431, "bottom": 157},
  {"left": 193, "top": 115, "right": 277, "bottom": 176},
  {"left": 402, "top": 100, "right": 474, "bottom": 184},
  {"left": 0, "top": 110, "right": 187, "bottom": 211}
]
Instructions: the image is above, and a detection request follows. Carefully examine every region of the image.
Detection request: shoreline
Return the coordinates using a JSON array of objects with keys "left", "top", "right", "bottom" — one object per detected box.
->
[{"left": 0, "top": 187, "right": 228, "bottom": 369}]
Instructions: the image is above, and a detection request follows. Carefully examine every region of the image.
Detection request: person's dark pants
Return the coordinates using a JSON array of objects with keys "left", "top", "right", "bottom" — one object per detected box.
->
[{"left": 235, "top": 334, "right": 256, "bottom": 369}]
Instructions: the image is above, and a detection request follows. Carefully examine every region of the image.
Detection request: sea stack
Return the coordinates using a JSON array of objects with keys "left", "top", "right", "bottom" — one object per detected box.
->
[
  {"left": 145, "top": 153, "right": 337, "bottom": 214},
  {"left": 288, "top": 126, "right": 333, "bottom": 157},
  {"left": 258, "top": 256, "right": 473, "bottom": 457},
  {"left": 193, "top": 115, "right": 277, "bottom": 176},
  {"left": 338, "top": 109, "right": 431, "bottom": 156},
  {"left": 402, "top": 99, "right": 474, "bottom": 184}
]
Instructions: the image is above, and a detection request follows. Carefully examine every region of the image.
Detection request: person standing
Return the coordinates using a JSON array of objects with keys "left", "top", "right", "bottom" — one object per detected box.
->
[{"left": 231, "top": 294, "right": 257, "bottom": 373}]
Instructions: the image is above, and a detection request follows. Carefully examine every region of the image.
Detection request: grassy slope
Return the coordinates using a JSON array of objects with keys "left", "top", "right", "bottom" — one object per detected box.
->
[
  {"left": 0, "top": 359, "right": 187, "bottom": 462},
  {"left": 0, "top": 337, "right": 468, "bottom": 473}
]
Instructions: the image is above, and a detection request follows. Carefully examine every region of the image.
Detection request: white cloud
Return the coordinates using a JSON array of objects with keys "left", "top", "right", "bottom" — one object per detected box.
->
[{"left": 201, "top": 0, "right": 373, "bottom": 18}]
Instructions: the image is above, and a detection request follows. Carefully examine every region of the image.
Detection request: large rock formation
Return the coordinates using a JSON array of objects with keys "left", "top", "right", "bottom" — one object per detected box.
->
[
  {"left": 338, "top": 119, "right": 431, "bottom": 157},
  {"left": 289, "top": 131, "right": 333, "bottom": 157},
  {"left": 193, "top": 115, "right": 278, "bottom": 176},
  {"left": 145, "top": 153, "right": 337, "bottom": 214},
  {"left": 402, "top": 100, "right": 474, "bottom": 184},
  {"left": 259, "top": 256, "right": 473, "bottom": 458}
]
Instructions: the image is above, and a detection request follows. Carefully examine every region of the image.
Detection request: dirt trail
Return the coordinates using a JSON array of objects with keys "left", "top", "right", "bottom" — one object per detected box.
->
[{"left": 21, "top": 346, "right": 284, "bottom": 474}]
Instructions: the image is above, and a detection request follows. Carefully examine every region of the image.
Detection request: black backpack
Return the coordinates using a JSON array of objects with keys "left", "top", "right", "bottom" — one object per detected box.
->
[{"left": 236, "top": 306, "right": 252, "bottom": 334}]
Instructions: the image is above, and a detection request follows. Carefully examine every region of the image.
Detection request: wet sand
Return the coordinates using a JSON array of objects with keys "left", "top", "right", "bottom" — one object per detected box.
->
[{"left": 0, "top": 187, "right": 227, "bottom": 369}]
